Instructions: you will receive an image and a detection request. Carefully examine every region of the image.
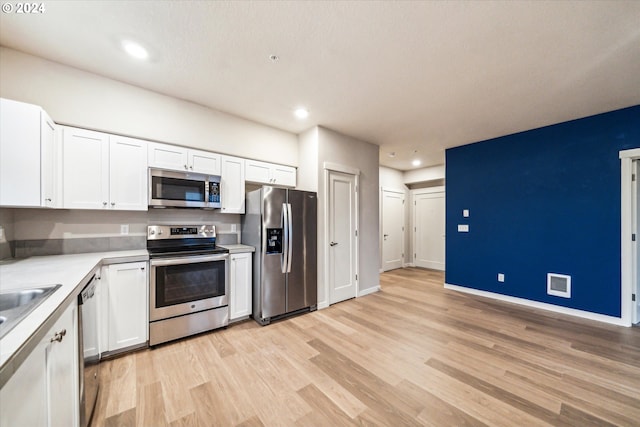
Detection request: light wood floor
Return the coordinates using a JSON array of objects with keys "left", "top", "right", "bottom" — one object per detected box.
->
[{"left": 92, "top": 268, "right": 640, "bottom": 427}]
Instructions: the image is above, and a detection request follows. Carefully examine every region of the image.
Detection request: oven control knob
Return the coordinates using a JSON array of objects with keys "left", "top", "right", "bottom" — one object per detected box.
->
[{"left": 149, "top": 229, "right": 155, "bottom": 235}]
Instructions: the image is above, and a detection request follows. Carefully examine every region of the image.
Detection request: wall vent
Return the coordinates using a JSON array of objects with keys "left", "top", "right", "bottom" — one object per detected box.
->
[{"left": 547, "top": 273, "right": 571, "bottom": 298}]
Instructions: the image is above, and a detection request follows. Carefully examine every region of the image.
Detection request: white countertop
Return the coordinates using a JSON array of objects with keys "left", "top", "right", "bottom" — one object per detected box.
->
[
  {"left": 219, "top": 244, "right": 256, "bottom": 253},
  {"left": 0, "top": 250, "right": 148, "bottom": 379}
]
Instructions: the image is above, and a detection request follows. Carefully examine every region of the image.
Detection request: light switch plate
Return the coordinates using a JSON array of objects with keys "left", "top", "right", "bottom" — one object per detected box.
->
[
  {"left": 463, "top": 209, "right": 470, "bottom": 217},
  {"left": 498, "top": 273, "right": 505, "bottom": 282},
  {"left": 457, "top": 224, "right": 469, "bottom": 232},
  {"left": 120, "top": 224, "right": 129, "bottom": 235}
]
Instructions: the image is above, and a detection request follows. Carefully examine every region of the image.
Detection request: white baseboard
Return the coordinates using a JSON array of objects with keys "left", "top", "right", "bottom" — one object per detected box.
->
[
  {"left": 404, "top": 263, "right": 415, "bottom": 268},
  {"left": 358, "top": 286, "right": 380, "bottom": 297},
  {"left": 379, "top": 268, "right": 384, "bottom": 273},
  {"left": 317, "top": 300, "right": 329, "bottom": 310},
  {"left": 444, "top": 283, "right": 629, "bottom": 327}
]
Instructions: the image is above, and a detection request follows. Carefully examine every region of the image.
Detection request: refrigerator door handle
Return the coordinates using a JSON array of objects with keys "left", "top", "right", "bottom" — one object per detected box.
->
[
  {"left": 282, "top": 202, "right": 289, "bottom": 274},
  {"left": 287, "top": 203, "right": 293, "bottom": 273}
]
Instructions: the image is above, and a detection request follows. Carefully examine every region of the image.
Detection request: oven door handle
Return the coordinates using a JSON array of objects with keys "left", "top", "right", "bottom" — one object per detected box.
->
[{"left": 150, "top": 253, "right": 229, "bottom": 267}]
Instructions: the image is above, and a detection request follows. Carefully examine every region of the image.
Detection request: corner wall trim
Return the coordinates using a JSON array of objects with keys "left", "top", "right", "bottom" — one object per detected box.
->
[
  {"left": 358, "top": 286, "right": 380, "bottom": 298},
  {"left": 317, "top": 301, "right": 330, "bottom": 310},
  {"left": 444, "top": 283, "right": 629, "bottom": 327}
]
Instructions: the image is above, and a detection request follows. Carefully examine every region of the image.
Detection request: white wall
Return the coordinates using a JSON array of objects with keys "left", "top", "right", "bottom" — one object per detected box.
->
[
  {"left": 379, "top": 166, "right": 406, "bottom": 189},
  {"left": 404, "top": 164, "right": 445, "bottom": 184},
  {"left": 297, "top": 127, "right": 319, "bottom": 192},
  {"left": 0, "top": 47, "right": 298, "bottom": 166},
  {"left": 317, "top": 126, "right": 380, "bottom": 304}
]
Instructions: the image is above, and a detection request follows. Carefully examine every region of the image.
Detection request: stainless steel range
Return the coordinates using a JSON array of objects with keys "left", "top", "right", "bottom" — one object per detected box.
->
[{"left": 147, "top": 224, "right": 229, "bottom": 346}]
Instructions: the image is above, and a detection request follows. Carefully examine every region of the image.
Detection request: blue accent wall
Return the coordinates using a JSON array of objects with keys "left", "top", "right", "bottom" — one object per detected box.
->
[{"left": 445, "top": 105, "right": 640, "bottom": 317}]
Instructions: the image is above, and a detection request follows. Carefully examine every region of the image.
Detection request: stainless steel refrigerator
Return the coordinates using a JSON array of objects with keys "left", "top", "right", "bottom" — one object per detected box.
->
[{"left": 242, "top": 186, "right": 317, "bottom": 325}]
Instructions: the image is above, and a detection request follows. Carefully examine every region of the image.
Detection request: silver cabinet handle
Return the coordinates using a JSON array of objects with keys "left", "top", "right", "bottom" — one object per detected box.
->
[
  {"left": 184, "top": 164, "right": 188, "bottom": 170},
  {"left": 50, "top": 329, "right": 66, "bottom": 343},
  {"left": 45, "top": 198, "right": 52, "bottom": 202},
  {"left": 330, "top": 242, "right": 338, "bottom": 247},
  {"left": 189, "top": 165, "right": 193, "bottom": 170},
  {"left": 103, "top": 201, "right": 108, "bottom": 206},
  {"left": 111, "top": 202, "right": 116, "bottom": 206}
]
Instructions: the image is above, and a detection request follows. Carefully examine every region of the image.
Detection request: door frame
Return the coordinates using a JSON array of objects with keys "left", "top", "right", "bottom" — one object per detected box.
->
[
  {"left": 620, "top": 148, "right": 640, "bottom": 326},
  {"left": 380, "top": 187, "right": 406, "bottom": 272},
  {"left": 411, "top": 186, "right": 446, "bottom": 270},
  {"left": 323, "top": 162, "right": 359, "bottom": 308}
]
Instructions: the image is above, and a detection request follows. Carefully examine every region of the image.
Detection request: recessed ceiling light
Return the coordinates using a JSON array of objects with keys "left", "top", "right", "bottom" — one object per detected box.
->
[
  {"left": 294, "top": 108, "right": 309, "bottom": 119},
  {"left": 388, "top": 152, "right": 396, "bottom": 158},
  {"left": 122, "top": 40, "right": 149, "bottom": 60},
  {"left": 412, "top": 159, "right": 421, "bottom": 167},
  {"left": 269, "top": 54, "right": 280, "bottom": 62}
]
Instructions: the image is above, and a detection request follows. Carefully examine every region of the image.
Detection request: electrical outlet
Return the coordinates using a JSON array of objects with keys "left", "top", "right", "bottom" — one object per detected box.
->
[
  {"left": 0, "top": 226, "right": 4, "bottom": 240},
  {"left": 457, "top": 224, "right": 469, "bottom": 232},
  {"left": 231, "top": 224, "right": 237, "bottom": 232},
  {"left": 120, "top": 224, "right": 129, "bottom": 235},
  {"left": 497, "top": 273, "right": 505, "bottom": 282},
  {"left": 463, "top": 209, "right": 470, "bottom": 217}
]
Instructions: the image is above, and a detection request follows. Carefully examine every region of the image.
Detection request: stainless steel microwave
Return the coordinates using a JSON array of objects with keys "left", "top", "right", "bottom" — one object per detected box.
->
[{"left": 148, "top": 168, "right": 221, "bottom": 208}]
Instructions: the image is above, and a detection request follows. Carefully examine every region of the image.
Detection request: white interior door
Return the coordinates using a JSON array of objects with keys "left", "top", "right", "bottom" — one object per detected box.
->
[
  {"left": 329, "top": 170, "right": 358, "bottom": 304},
  {"left": 382, "top": 189, "right": 404, "bottom": 271},
  {"left": 633, "top": 160, "right": 639, "bottom": 324},
  {"left": 413, "top": 189, "right": 445, "bottom": 271}
]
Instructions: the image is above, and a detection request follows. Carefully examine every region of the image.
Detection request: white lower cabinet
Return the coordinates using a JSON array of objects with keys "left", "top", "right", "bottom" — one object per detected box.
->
[
  {"left": 100, "top": 262, "right": 148, "bottom": 354},
  {"left": 229, "top": 252, "right": 252, "bottom": 321},
  {"left": 0, "top": 302, "right": 78, "bottom": 427}
]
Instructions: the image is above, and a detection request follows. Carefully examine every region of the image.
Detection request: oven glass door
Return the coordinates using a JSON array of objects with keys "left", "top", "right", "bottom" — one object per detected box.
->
[{"left": 150, "top": 254, "right": 229, "bottom": 321}]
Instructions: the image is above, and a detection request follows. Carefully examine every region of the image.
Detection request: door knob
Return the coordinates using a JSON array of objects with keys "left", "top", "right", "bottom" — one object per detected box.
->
[
  {"left": 383, "top": 234, "right": 389, "bottom": 240},
  {"left": 330, "top": 241, "right": 338, "bottom": 246}
]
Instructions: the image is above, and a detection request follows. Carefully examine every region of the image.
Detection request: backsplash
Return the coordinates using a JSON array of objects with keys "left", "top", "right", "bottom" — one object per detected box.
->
[{"left": 0, "top": 207, "right": 241, "bottom": 259}]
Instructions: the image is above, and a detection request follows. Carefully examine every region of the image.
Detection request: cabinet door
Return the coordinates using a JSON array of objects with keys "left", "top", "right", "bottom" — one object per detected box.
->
[
  {"left": 230, "top": 252, "right": 252, "bottom": 320},
  {"left": 148, "top": 142, "right": 188, "bottom": 171},
  {"left": 46, "top": 303, "right": 79, "bottom": 427},
  {"left": 221, "top": 155, "right": 245, "bottom": 214},
  {"left": 109, "top": 135, "right": 148, "bottom": 210},
  {"left": 106, "top": 262, "right": 148, "bottom": 352},
  {"left": 245, "top": 159, "right": 271, "bottom": 184},
  {"left": 189, "top": 149, "right": 221, "bottom": 175},
  {"left": 63, "top": 127, "right": 109, "bottom": 209},
  {"left": 0, "top": 335, "right": 48, "bottom": 426},
  {"left": 41, "top": 112, "right": 60, "bottom": 208},
  {"left": 271, "top": 165, "right": 296, "bottom": 187},
  {"left": 0, "top": 98, "right": 42, "bottom": 207}
]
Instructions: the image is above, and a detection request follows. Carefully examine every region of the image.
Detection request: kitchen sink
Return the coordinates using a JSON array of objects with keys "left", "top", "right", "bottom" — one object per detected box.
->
[{"left": 0, "top": 285, "right": 62, "bottom": 339}]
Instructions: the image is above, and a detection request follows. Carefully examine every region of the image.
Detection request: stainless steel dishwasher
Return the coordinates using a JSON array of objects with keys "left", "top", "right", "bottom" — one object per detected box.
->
[{"left": 78, "top": 273, "right": 100, "bottom": 427}]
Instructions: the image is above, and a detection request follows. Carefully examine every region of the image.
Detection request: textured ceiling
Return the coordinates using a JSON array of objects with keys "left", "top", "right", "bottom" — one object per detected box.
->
[{"left": 1, "top": 1, "right": 639, "bottom": 170}]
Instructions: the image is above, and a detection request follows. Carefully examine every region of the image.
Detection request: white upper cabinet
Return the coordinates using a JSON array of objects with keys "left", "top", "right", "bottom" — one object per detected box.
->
[
  {"left": 63, "top": 127, "right": 147, "bottom": 210},
  {"left": 189, "top": 149, "right": 221, "bottom": 175},
  {"left": 41, "top": 118, "right": 61, "bottom": 208},
  {"left": 109, "top": 135, "right": 149, "bottom": 210},
  {"left": 220, "top": 155, "right": 245, "bottom": 214},
  {"left": 148, "top": 142, "right": 220, "bottom": 175},
  {"left": 0, "top": 98, "right": 59, "bottom": 207},
  {"left": 245, "top": 159, "right": 296, "bottom": 187}
]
